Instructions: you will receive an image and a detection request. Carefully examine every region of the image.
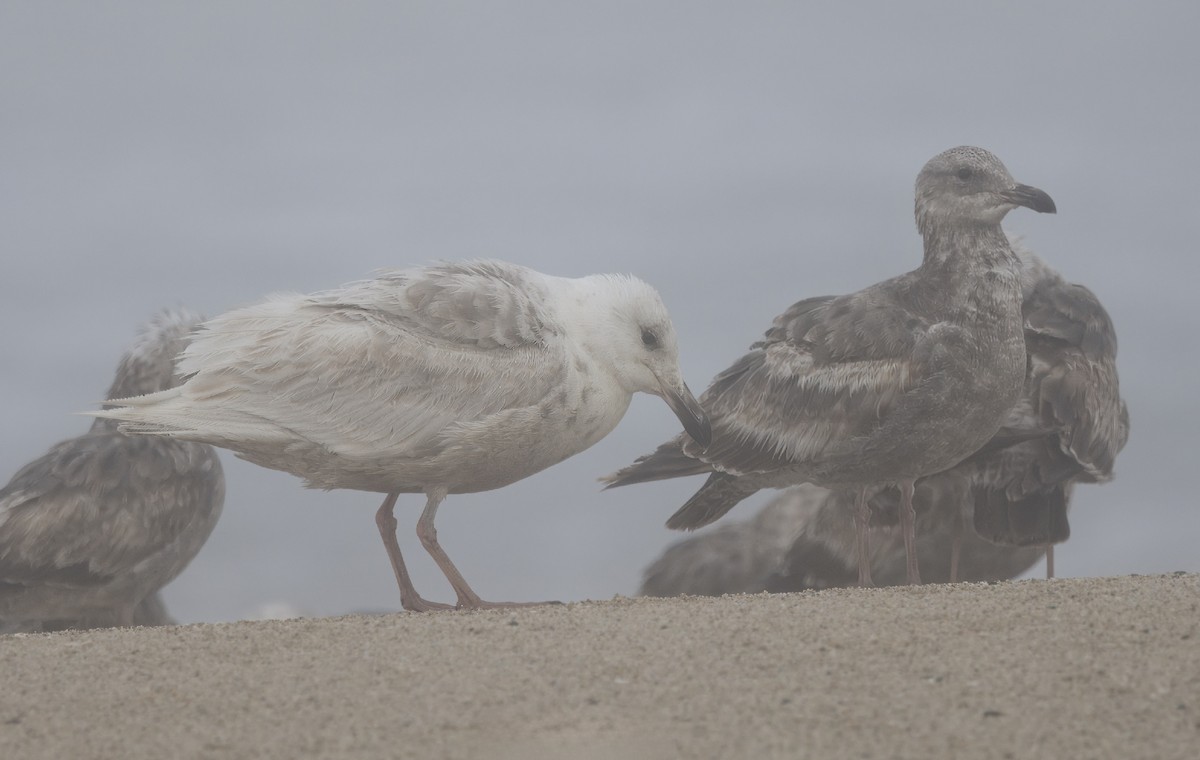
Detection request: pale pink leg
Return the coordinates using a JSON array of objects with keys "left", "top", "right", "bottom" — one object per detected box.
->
[
  {"left": 898, "top": 479, "right": 921, "bottom": 585},
  {"left": 949, "top": 507, "right": 963, "bottom": 583},
  {"left": 375, "top": 493, "right": 454, "bottom": 612},
  {"left": 852, "top": 487, "right": 874, "bottom": 587},
  {"left": 416, "top": 488, "right": 556, "bottom": 610},
  {"left": 1045, "top": 545, "right": 1055, "bottom": 579}
]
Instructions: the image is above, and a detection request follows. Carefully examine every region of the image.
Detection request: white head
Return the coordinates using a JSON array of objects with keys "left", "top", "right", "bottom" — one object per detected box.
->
[
  {"left": 915, "top": 146, "right": 1056, "bottom": 236},
  {"left": 583, "top": 275, "right": 711, "bottom": 447}
]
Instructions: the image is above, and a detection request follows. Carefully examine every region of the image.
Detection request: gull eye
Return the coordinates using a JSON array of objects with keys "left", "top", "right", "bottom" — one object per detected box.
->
[
  {"left": 956, "top": 167, "right": 974, "bottom": 181},
  {"left": 641, "top": 328, "right": 660, "bottom": 349}
]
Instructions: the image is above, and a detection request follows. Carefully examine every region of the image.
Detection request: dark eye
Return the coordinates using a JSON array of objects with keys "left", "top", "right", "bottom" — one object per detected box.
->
[
  {"left": 956, "top": 167, "right": 973, "bottom": 181},
  {"left": 641, "top": 328, "right": 660, "bottom": 349}
]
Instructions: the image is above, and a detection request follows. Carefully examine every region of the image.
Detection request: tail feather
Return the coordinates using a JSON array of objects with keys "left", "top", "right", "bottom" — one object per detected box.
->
[
  {"left": 601, "top": 439, "right": 711, "bottom": 489},
  {"left": 972, "top": 485, "right": 1071, "bottom": 547},
  {"left": 87, "top": 393, "right": 289, "bottom": 447},
  {"left": 665, "top": 472, "right": 760, "bottom": 531},
  {"left": 93, "top": 386, "right": 183, "bottom": 409}
]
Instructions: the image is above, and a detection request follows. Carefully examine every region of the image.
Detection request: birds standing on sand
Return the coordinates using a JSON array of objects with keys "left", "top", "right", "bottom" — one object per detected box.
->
[
  {"left": 605, "top": 146, "right": 1057, "bottom": 587},
  {"left": 95, "top": 261, "right": 710, "bottom": 612},
  {"left": 9, "top": 146, "right": 1095, "bottom": 623},
  {"left": 637, "top": 243, "right": 1127, "bottom": 595},
  {"left": 0, "top": 309, "right": 224, "bottom": 632}
]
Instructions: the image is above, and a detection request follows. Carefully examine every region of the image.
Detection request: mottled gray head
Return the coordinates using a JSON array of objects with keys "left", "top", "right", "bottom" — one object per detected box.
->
[
  {"left": 915, "top": 146, "right": 1056, "bottom": 235},
  {"left": 103, "top": 307, "right": 206, "bottom": 402}
]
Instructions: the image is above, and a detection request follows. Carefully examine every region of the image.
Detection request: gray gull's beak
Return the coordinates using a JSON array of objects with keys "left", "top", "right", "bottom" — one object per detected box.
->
[
  {"left": 1001, "top": 183, "right": 1057, "bottom": 214},
  {"left": 660, "top": 379, "right": 712, "bottom": 448}
]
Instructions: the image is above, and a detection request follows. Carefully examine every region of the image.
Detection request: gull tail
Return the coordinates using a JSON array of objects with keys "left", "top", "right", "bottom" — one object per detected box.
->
[
  {"left": 88, "top": 389, "right": 286, "bottom": 445},
  {"left": 600, "top": 439, "right": 711, "bottom": 489},
  {"left": 665, "top": 472, "right": 760, "bottom": 531},
  {"left": 971, "top": 485, "right": 1071, "bottom": 547},
  {"left": 89, "top": 387, "right": 188, "bottom": 433}
]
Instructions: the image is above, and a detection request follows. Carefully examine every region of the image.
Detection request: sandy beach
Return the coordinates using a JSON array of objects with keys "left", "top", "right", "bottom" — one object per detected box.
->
[{"left": 2, "top": 573, "right": 1196, "bottom": 759}]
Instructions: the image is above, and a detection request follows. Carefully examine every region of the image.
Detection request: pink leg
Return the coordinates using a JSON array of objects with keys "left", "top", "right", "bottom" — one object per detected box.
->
[
  {"left": 416, "top": 488, "right": 556, "bottom": 610},
  {"left": 852, "top": 487, "right": 874, "bottom": 587},
  {"left": 898, "top": 479, "right": 922, "bottom": 585},
  {"left": 375, "top": 493, "right": 454, "bottom": 612},
  {"left": 949, "top": 507, "right": 963, "bottom": 583},
  {"left": 1044, "top": 544, "right": 1055, "bottom": 579}
]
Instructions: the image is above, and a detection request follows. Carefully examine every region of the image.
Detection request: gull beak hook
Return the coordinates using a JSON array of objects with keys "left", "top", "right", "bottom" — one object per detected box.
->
[{"left": 1001, "top": 183, "right": 1057, "bottom": 214}]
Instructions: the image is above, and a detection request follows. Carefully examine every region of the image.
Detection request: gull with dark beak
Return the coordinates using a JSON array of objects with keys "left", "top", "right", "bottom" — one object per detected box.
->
[
  {"left": 605, "top": 146, "right": 1056, "bottom": 588},
  {"left": 94, "top": 260, "right": 709, "bottom": 611}
]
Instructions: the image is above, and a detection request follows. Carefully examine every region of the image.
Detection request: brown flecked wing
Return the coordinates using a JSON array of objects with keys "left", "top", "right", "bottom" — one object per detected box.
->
[
  {"left": 1024, "top": 279, "right": 1128, "bottom": 481},
  {"left": 0, "top": 432, "right": 223, "bottom": 591},
  {"left": 680, "top": 291, "right": 927, "bottom": 476}
]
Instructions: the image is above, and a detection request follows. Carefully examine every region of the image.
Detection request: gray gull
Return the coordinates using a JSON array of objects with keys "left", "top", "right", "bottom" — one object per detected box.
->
[
  {"left": 93, "top": 260, "right": 711, "bottom": 612},
  {"left": 605, "top": 146, "right": 1056, "bottom": 586},
  {"left": 640, "top": 484, "right": 817, "bottom": 597},
  {"left": 964, "top": 238, "right": 1128, "bottom": 578},
  {"left": 0, "top": 309, "right": 224, "bottom": 633},
  {"left": 639, "top": 482, "right": 1042, "bottom": 596},
  {"left": 638, "top": 243, "right": 1127, "bottom": 593}
]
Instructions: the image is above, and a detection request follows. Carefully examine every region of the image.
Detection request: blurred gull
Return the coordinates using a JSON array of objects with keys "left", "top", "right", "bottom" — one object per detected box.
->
[
  {"left": 639, "top": 244, "right": 1128, "bottom": 594},
  {"left": 0, "top": 309, "right": 224, "bottom": 632},
  {"left": 95, "top": 260, "right": 710, "bottom": 612},
  {"left": 640, "top": 484, "right": 818, "bottom": 597},
  {"left": 606, "top": 146, "right": 1056, "bottom": 586},
  {"left": 964, "top": 239, "right": 1129, "bottom": 577}
]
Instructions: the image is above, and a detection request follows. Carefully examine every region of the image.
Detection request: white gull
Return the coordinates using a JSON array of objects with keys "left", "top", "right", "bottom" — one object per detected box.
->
[{"left": 94, "top": 260, "right": 710, "bottom": 612}]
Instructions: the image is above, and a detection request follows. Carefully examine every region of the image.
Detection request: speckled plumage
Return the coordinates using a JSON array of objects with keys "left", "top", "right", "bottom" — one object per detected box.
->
[
  {"left": 637, "top": 246, "right": 1127, "bottom": 594},
  {"left": 966, "top": 240, "right": 1128, "bottom": 548},
  {"left": 0, "top": 309, "right": 223, "bottom": 632},
  {"left": 607, "top": 147, "right": 1057, "bottom": 585},
  {"left": 95, "top": 261, "right": 709, "bottom": 611}
]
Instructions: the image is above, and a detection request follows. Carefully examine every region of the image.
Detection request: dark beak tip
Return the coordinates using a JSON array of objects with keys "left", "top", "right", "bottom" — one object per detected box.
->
[
  {"left": 1034, "top": 193, "right": 1058, "bottom": 215},
  {"left": 1010, "top": 184, "right": 1057, "bottom": 215},
  {"left": 663, "top": 381, "right": 711, "bottom": 448}
]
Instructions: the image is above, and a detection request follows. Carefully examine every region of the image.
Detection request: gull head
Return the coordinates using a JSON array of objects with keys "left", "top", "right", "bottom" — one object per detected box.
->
[
  {"left": 589, "top": 276, "right": 711, "bottom": 448},
  {"left": 915, "top": 146, "right": 1056, "bottom": 235}
]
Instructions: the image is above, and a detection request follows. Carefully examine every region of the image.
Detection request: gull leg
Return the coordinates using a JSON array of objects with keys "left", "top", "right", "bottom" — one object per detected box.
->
[
  {"left": 1044, "top": 544, "right": 1055, "bottom": 579},
  {"left": 898, "top": 479, "right": 922, "bottom": 585},
  {"left": 117, "top": 603, "right": 138, "bottom": 628},
  {"left": 375, "top": 492, "right": 453, "bottom": 612},
  {"left": 852, "top": 487, "right": 874, "bottom": 587},
  {"left": 949, "top": 506, "right": 963, "bottom": 583},
  {"left": 416, "top": 488, "right": 556, "bottom": 610}
]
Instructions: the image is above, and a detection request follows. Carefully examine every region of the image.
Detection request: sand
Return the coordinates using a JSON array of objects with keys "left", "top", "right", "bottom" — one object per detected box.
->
[{"left": 1, "top": 573, "right": 1197, "bottom": 759}]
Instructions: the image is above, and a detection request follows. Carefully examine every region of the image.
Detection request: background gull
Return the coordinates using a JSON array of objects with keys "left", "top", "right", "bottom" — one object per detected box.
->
[
  {"left": 965, "top": 238, "right": 1129, "bottom": 577},
  {"left": 639, "top": 483, "right": 820, "bottom": 597},
  {"left": 606, "top": 146, "right": 1056, "bottom": 586},
  {"left": 0, "top": 309, "right": 224, "bottom": 633},
  {"left": 641, "top": 481, "right": 1043, "bottom": 596},
  {"left": 639, "top": 243, "right": 1128, "bottom": 593},
  {"left": 95, "top": 260, "right": 710, "bottom": 612}
]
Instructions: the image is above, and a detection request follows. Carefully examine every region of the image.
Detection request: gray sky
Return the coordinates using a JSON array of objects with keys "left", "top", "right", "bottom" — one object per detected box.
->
[{"left": 2, "top": 2, "right": 1196, "bottom": 622}]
